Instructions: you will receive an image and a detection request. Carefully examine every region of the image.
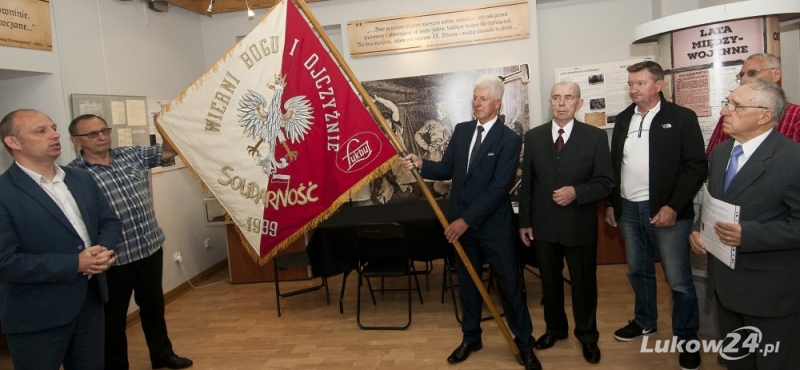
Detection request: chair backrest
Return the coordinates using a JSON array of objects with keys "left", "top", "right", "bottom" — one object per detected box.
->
[{"left": 353, "top": 222, "right": 410, "bottom": 264}]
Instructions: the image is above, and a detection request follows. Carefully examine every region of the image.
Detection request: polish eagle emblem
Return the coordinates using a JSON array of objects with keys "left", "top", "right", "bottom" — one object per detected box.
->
[{"left": 237, "top": 75, "right": 314, "bottom": 175}]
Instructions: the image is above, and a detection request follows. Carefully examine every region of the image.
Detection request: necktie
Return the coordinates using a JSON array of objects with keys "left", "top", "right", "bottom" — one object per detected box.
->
[
  {"left": 469, "top": 125, "right": 484, "bottom": 167},
  {"left": 555, "top": 128, "right": 565, "bottom": 152},
  {"left": 722, "top": 145, "right": 744, "bottom": 194}
]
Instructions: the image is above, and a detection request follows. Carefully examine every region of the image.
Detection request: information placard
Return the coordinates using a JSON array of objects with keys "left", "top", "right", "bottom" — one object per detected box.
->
[
  {"left": 347, "top": 1, "right": 528, "bottom": 58},
  {"left": 0, "top": 0, "right": 52, "bottom": 51}
]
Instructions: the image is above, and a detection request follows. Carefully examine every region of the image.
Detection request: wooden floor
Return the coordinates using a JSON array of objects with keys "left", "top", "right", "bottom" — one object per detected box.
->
[{"left": 0, "top": 263, "right": 725, "bottom": 370}]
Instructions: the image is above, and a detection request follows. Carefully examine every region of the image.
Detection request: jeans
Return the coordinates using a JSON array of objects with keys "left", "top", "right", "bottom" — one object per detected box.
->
[{"left": 619, "top": 199, "right": 699, "bottom": 340}]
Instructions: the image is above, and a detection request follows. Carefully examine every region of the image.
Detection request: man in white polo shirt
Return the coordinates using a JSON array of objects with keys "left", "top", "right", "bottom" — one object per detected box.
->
[{"left": 605, "top": 61, "right": 708, "bottom": 370}]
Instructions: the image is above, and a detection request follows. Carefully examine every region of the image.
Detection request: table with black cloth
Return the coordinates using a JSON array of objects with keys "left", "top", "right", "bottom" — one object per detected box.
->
[
  {"left": 306, "top": 198, "right": 537, "bottom": 313},
  {"left": 307, "top": 199, "right": 449, "bottom": 279}
]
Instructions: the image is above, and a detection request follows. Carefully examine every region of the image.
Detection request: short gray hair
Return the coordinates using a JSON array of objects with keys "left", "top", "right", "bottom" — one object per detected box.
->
[
  {"left": 746, "top": 53, "right": 781, "bottom": 69},
  {"left": 551, "top": 81, "right": 582, "bottom": 99},
  {"left": 744, "top": 79, "right": 786, "bottom": 124},
  {"left": 474, "top": 74, "right": 504, "bottom": 100}
]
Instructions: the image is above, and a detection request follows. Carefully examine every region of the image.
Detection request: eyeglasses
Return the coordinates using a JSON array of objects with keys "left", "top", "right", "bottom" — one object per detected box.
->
[
  {"left": 736, "top": 67, "right": 777, "bottom": 82},
  {"left": 73, "top": 127, "right": 112, "bottom": 139},
  {"left": 721, "top": 99, "right": 768, "bottom": 112}
]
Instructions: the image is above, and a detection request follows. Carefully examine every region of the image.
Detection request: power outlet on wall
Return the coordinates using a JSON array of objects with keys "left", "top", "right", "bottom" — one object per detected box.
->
[
  {"left": 173, "top": 251, "right": 183, "bottom": 263},
  {"left": 204, "top": 238, "right": 212, "bottom": 248}
]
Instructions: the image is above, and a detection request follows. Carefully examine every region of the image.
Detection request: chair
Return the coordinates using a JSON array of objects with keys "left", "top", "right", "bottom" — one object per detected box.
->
[
  {"left": 387, "top": 197, "right": 434, "bottom": 291},
  {"left": 273, "top": 250, "right": 330, "bottom": 317},
  {"left": 441, "top": 247, "right": 502, "bottom": 323},
  {"left": 353, "top": 222, "right": 423, "bottom": 330}
]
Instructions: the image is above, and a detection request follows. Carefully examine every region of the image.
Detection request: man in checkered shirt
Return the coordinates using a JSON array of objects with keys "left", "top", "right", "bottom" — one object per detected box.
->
[{"left": 68, "top": 114, "right": 192, "bottom": 370}]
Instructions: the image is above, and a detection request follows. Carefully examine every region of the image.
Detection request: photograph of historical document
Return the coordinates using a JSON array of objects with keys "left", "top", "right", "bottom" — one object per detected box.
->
[{"left": 555, "top": 58, "right": 653, "bottom": 129}]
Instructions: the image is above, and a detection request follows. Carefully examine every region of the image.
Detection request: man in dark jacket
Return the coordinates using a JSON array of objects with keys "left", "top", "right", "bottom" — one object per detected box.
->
[{"left": 604, "top": 61, "right": 707, "bottom": 370}]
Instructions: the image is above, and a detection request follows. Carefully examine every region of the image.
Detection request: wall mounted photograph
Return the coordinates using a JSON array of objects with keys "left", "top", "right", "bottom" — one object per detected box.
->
[{"left": 362, "top": 64, "right": 530, "bottom": 204}]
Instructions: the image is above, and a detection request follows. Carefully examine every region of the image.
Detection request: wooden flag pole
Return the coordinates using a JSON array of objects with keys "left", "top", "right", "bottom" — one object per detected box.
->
[{"left": 293, "top": 0, "right": 520, "bottom": 358}]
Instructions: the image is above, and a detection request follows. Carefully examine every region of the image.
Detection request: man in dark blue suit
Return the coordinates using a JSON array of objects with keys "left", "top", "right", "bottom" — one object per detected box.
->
[
  {"left": 401, "top": 75, "right": 540, "bottom": 370},
  {"left": 0, "top": 109, "right": 120, "bottom": 370}
]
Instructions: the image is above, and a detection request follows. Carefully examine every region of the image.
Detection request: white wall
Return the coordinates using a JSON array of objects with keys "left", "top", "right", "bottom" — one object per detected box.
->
[
  {"left": 0, "top": 11, "right": 67, "bottom": 169},
  {"left": 779, "top": 20, "right": 800, "bottom": 103},
  {"left": 0, "top": 73, "right": 66, "bottom": 169},
  {"left": 0, "top": 0, "right": 228, "bottom": 313},
  {"left": 536, "top": 0, "right": 657, "bottom": 124}
]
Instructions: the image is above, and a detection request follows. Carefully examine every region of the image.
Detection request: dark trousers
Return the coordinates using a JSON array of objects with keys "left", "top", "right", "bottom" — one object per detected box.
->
[
  {"left": 716, "top": 296, "right": 800, "bottom": 370},
  {"left": 534, "top": 240, "right": 599, "bottom": 343},
  {"left": 6, "top": 278, "right": 104, "bottom": 370},
  {"left": 104, "top": 248, "right": 174, "bottom": 370},
  {"left": 457, "top": 233, "right": 535, "bottom": 352}
]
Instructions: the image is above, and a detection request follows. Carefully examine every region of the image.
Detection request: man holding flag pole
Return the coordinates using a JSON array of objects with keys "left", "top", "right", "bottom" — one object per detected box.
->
[
  {"left": 400, "top": 75, "right": 540, "bottom": 370},
  {"left": 157, "top": 0, "right": 528, "bottom": 366}
]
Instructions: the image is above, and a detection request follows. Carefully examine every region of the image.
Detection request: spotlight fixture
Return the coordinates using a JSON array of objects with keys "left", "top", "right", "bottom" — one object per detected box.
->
[
  {"left": 206, "top": 0, "right": 213, "bottom": 13},
  {"left": 146, "top": 0, "right": 169, "bottom": 12},
  {"left": 245, "top": 0, "right": 255, "bottom": 19}
]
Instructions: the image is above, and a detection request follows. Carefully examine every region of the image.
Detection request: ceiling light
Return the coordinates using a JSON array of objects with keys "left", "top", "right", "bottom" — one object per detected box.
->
[
  {"left": 206, "top": 0, "right": 213, "bottom": 13},
  {"left": 245, "top": 0, "right": 255, "bottom": 19}
]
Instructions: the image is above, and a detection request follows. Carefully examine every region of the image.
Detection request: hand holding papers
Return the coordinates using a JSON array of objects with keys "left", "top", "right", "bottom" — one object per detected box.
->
[{"left": 698, "top": 185, "right": 740, "bottom": 268}]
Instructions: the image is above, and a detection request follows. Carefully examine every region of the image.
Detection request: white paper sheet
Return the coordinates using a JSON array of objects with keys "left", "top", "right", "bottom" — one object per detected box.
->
[{"left": 700, "top": 185, "right": 740, "bottom": 269}]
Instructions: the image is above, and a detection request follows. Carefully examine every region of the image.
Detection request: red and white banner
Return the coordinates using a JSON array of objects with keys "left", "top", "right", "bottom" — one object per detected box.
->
[{"left": 157, "top": 0, "right": 396, "bottom": 263}]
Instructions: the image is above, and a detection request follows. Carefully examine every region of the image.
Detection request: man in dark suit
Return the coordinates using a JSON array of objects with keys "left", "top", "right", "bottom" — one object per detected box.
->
[
  {"left": 0, "top": 109, "right": 120, "bottom": 370},
  {"left": 690, "top": 80, "right": 800, "bottom": 369},
  {"left": 604, "top": 61, "right": 707, "bottom": 370},
  {"left": 518, "top": 82, "right": 613, "bottom": 364},
  {"left": 400, "top": 75, "right": 540, "bottom": 370}
]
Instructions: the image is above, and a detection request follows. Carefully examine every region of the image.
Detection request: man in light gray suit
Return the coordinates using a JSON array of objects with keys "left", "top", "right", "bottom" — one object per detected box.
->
[{"left": 690, "top": 80, "right": 800, "bottom": 369}]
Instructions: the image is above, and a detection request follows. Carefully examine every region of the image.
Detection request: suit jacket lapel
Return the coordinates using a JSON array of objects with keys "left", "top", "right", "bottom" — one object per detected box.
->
[
  {"left": 462, "top": 121, "right": 477, "bottom": 174},
  {"left": 468, "top": 118, "right": 502, "bottom": 173},
  {"left": 723, "top": 130, "right": 779, "bottom": 201},
  {"left": 63, "top": 168, "right": 92, "bottom": 231},
  {"left": 10, "top": 163, "right": 82, "bottom": 236},
  {"left": 555, "top": 121, "right": 582, "bottom": 176},
  {"left": 540, "top": 122, "right": 558, "bottom": 168},
  {"left": 709, "top": 140, "right": 732, "bottom": 198}
]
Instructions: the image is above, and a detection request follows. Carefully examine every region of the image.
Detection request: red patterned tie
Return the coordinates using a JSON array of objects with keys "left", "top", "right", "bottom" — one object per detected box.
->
[{"left": 555, "top": 128, "right": 565, "bottom": 152}]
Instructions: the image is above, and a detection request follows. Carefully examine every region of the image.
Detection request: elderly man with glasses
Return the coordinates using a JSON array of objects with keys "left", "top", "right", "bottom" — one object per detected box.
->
[
  {"left": 705, "top": 53, "right": 800, "bottom": 155},
  {"left": 68, "top": 114, "right": 192, "bottom": 370},
  {"left": 691, "top": 80, "right": 800, "bottom": 369}
]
